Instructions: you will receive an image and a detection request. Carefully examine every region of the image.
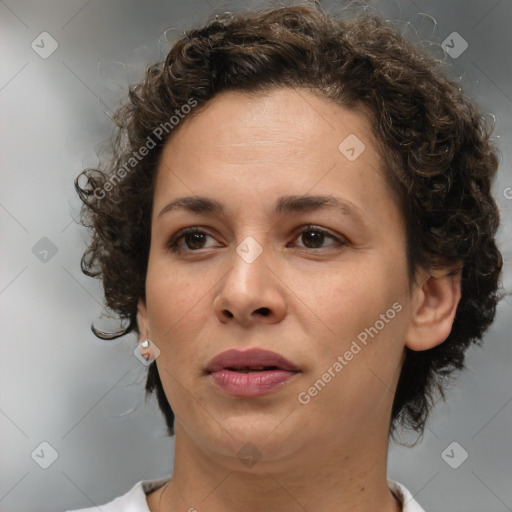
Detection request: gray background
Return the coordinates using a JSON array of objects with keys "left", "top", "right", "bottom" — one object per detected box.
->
[{"left": 0, "top": 1, "right": 511, "bottom": 511}]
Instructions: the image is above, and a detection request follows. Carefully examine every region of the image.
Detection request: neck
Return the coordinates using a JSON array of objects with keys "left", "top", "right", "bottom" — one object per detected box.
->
[{"left": 150, "top": 424, "right": 401, "bottom": 512}]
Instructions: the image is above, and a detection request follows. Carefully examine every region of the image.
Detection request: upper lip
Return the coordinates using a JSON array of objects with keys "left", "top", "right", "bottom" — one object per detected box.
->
[{"left": 206, "top": 348, "right": 300, "bottom": 373}]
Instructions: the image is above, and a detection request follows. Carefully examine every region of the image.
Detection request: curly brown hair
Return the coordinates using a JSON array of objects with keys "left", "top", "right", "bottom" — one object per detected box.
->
[{"left": 75, "top": 2, "right": 503, "bottom": 438}]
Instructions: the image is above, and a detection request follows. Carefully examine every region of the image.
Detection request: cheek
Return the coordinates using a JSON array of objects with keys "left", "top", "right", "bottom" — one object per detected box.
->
[
  {"left": 144, "top": 258, "right": 209, "bottom": 361},
  {"left": 305, "top": 249, "right": 410, "bottom": 392},
  {"left": 308, "top": 258, "right": 409, "bottom": 407},
  {"left": 319, "top": 253, "right": 408, "bottom": 341}
]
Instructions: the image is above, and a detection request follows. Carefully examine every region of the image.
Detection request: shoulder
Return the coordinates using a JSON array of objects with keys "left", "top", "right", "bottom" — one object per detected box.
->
[
  {"left": 388, "top": 479, "right": 426, "bottom": 512},
  {"left": 65, "top": 475, "right": 172, "bottom": 512}
]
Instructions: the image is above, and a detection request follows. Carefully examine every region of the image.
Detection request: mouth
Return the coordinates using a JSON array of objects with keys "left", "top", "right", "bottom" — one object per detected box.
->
[
  {"left": 225, "top": 366, "right": 280, "bottom": 373},
  {"left": 206, "top": 348, "right": 300, "bottom": 374},
  {"left": 206, "top": 348, "right": 300, "bottom": 397}
]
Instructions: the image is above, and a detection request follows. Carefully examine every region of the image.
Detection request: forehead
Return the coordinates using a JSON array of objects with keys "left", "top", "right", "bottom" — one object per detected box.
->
[
  {"left": 153, "top": 87, "right": 400, "bottom": 226},
  {"left": 161, "top": 88, "right": 377, "bottom": 163}
]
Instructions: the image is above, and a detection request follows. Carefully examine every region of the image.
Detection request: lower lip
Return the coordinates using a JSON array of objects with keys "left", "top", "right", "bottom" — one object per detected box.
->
[{"left": 209, "top": 369, "right": 299, "bottom": 397}]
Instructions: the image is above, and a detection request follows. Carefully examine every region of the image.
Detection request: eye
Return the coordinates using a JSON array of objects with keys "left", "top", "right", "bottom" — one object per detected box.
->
[
  {"left": 167, "top": 227, "right": 217, "bottom": 253},
  {"left": 166, "top": 225, "right": 346, "bottom": 254},
  {"left": 290, "top": 225, "right": 345, "bottom": 250}
]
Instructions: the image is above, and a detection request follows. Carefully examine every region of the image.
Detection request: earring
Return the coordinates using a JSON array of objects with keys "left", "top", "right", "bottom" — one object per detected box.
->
[
  {"left": 139, "top": 339, "right": 152, "bottom": 361},
  {"left": 137, "top": 338, "right": 160, "bottom": 364}
]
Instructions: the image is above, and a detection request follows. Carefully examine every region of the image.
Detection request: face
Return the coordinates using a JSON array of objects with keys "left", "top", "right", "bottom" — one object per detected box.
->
[{"left": 138, "top": 88, "right": 419, "bottom": 470}]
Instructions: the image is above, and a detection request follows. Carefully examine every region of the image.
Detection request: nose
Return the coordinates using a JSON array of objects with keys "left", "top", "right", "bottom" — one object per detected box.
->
[{"left": 213, "top": 243, "right": 287, "bottom": 327}]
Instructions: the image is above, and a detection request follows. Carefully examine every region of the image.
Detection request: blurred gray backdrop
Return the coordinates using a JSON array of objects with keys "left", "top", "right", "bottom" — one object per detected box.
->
[{"left": 1, "top": 1, "right": 511, "bottom": 511}]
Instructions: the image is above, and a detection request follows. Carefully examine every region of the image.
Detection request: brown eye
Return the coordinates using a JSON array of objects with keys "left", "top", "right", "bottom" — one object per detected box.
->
[
  {"left": 167, "top": 228, "right": 215, "bottom": 253},
  {"left": 293, "top": 226, "right": 344, "bottom": 250},
  {"left": 167, "top": 225, "right": 345, "bottom": 255},
  {"left": 300, "top": 229, "right": 327, "bottom": 249}
]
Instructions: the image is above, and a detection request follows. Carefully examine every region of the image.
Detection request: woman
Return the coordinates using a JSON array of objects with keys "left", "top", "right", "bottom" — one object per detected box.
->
[{"left": 68, "top": 3, "right": 503, "bottom": 511}]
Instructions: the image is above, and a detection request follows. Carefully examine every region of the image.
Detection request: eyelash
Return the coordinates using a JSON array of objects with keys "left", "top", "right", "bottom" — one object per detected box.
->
[{"left": 166, "top": 225, "right": 346, "bottom": 254}]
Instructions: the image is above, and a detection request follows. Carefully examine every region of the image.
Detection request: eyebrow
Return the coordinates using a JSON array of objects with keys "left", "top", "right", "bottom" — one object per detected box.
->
[{"left": 157, "top": 194, "right": 367, "bottom": 227}]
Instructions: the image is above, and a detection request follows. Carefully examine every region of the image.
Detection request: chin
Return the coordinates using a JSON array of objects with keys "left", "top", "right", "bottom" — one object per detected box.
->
[{"left": 209, "top": 416, "right": 303, "bottom": 465}]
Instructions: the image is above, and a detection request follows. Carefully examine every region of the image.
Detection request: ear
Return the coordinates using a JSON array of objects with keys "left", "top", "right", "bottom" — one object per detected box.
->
[
  {"left": 137, "top": 298, "right": 150, "bottom": 340},
  {"left": 405, "top": 268, "right": 462, "bottom": 351}
]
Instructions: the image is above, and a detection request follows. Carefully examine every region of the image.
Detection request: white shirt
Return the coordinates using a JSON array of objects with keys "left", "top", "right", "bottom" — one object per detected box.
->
[{"left": 66, "top": 476, "right": 426, "bottom": 511}]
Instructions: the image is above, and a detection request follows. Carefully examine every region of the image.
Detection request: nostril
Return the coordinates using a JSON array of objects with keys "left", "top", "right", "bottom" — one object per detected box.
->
[{"left": 257, "top": 307, "right": 271, "bottom": 316}]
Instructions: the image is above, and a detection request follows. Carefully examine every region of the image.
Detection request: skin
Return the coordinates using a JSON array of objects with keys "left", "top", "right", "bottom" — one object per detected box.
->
[{"left": 138, "top": 87, "right": 461, "bottom": 512}]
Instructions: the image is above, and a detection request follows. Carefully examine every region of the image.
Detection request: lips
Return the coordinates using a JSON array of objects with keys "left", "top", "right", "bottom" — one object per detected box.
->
[
  {"left": 206, "top": 348, "right": 300, "bottom": 373},
  {"left": 206, "top": 348, "right": 301, "bottom": 397}
]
